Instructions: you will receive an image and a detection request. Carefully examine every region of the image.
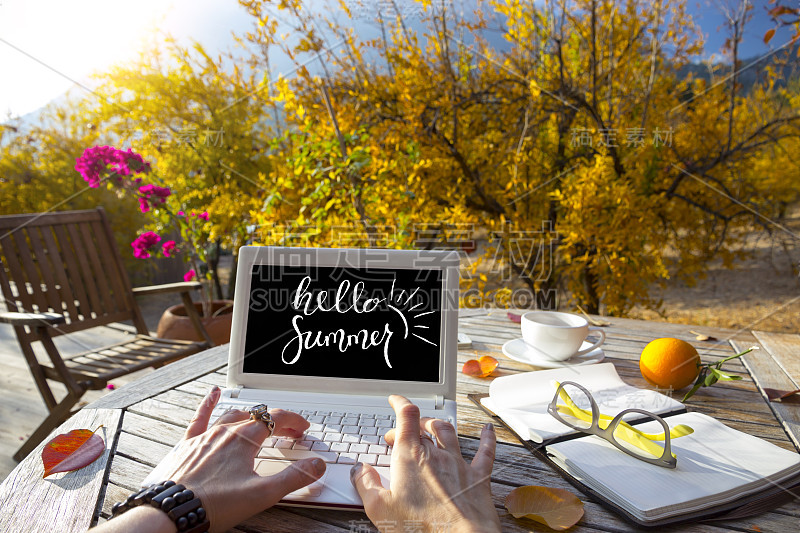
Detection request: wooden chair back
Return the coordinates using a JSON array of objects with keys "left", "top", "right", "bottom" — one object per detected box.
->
[{"left": 0, "top": 208, "right": 149, "bottom": 344}]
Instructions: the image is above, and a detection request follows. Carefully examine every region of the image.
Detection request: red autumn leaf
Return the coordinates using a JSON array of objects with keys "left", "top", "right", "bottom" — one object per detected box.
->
[
  {"left": 462, "top": 355, "right": 499, "bottom": 377},
  {"left": 41, "top": 426, "right": 105, "bottom": 478},
  {"left": 764, "top": 28, "right": 776, "bottom": 44}
]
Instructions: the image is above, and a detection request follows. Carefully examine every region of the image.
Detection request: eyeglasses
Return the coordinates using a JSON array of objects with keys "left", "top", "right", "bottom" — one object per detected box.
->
[{"left": 547, "top": 381, "right": 694, "bottom": 469}]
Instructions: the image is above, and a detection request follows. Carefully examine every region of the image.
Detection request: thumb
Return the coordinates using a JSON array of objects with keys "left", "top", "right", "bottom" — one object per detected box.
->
[
  {"left": 350, "top": 462, "right": 387, "bottom": 512},
  {"left": 258, "top": 458, "right": 326, "bottom": 504}
]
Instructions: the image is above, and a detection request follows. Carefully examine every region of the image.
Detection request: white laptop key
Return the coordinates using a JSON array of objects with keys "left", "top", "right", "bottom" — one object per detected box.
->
[
  {"left": 337, "top": 453, "right": 358, "bottom": 464},
  {"left": 358, "top": 454, "right": 378, "bottom": 465},
  {"left": 329, "top": 442, "right": 349, "bottom": 453},
  {"left": 349, "top": 443, "right": 368, "bottom": 454},
  {"left": 323, "top": 433, "right": 342, "bottom": 443}
]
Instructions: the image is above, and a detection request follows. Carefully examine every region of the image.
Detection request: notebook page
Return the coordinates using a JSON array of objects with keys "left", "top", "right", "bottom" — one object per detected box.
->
[
  {"left": 547, "top": 412, "right": 800, "bottom": 521},
  {"left": 481, "top": 363, "right": 684, "bottom": 442}
]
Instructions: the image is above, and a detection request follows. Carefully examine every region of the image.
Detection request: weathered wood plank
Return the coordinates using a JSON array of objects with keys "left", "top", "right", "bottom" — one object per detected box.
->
[
  {"left": 734, "top": 338, "right": 800, "bottom": 452},
  {"left": 121, "top": 412, "right": 185, "bottom": 446},
  {"left": 0, "top": 408, "right": 122, "bottom": 533},
  {"left": 86, "top": 344, "right": 228, "bottom": 409},
  {"left": 107, "top": 454, "right": 152, "bottom": 492},
  {"left": 127, "top": 398, "right": 196, "bottom": 428},
  {"left": 753, "top": 330, "right": 800, "bottom": 388},
  {"left": 115, "top": 432, "right": 171, "bottom": 468}
]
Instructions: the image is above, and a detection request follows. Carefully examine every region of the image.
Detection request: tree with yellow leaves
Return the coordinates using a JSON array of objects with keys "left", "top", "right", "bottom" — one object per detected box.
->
[{"left": 233, "top": 0, "right": 800, "bottom": 314}]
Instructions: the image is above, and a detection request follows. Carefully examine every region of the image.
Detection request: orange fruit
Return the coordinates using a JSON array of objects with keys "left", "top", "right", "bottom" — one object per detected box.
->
[{"left": 639, "top": 338, "right": 701, "bottom": 390}]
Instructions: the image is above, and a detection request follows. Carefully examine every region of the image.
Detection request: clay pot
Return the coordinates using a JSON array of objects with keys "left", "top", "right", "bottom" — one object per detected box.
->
[{"left": 156, "top": 300, "right": 234, "bottom": 345}]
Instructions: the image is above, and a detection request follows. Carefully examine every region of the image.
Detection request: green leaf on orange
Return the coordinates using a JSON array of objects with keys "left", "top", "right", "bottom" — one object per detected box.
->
[
  {"left": 505, "top": 485, "right": 584, "bottom": 530},
  {"left": 41, "top": 425, "right": 105, "bottom": 478},
  {"left": 462, "top": 355, "right": 499, "bottom": 377}
]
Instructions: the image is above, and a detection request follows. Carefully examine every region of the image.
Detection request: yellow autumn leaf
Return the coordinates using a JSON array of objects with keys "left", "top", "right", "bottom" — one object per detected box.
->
[{"left": 505, "top": 486, "right": 584, "bottom": 530}]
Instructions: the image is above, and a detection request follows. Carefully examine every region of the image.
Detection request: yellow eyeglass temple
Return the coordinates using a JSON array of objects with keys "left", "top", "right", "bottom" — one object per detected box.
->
[{"left": 554, "top": 382, "right": 694, "bottom": 459}]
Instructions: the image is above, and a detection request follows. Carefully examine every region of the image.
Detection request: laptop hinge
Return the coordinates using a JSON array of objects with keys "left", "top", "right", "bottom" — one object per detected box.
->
[
  {"left": 231, "top": 386, "right": 244, "bottom": 399},
  {"left": 435, "top": 395, "right": 444, "bottom": 409}
]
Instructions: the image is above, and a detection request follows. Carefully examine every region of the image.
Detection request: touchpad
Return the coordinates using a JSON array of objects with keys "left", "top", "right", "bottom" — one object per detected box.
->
[{"left": 255, "top": 459, "right": 327, "bottom": 497}]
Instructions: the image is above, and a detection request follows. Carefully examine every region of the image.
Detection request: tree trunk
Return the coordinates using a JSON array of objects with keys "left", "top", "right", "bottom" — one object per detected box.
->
[{"left": 582, "top": 263, "right": 600, "bottom": 315}]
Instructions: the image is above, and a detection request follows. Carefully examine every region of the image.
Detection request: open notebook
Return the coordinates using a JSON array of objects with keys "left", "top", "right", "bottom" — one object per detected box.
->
[{"left": 472, "top": 364, "right": 800, "bottom": 527}]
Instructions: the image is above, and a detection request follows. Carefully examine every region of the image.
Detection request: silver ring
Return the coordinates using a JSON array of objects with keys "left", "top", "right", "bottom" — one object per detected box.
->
[
  {"left": 421, "top": 432, "right": 435, "bottom": 444},
  {"left": 248, "top": 404, "right": 276, "bottom": 437}
]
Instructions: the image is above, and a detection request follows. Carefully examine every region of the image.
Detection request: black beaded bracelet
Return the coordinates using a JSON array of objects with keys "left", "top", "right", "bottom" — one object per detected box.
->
[{"left": 110, "top": 480, "right": 210, "bottom": 533}]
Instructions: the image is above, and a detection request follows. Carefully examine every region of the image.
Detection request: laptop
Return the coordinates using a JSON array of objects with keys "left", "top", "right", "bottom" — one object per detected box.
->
[{"left": 144, "top": 246, "right": 460, "bottom": 509}]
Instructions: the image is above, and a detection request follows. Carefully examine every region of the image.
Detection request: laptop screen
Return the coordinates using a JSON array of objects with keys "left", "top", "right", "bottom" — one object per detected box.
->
[{"left": 242, "top": 264, "right": 443, "bottom": 382}]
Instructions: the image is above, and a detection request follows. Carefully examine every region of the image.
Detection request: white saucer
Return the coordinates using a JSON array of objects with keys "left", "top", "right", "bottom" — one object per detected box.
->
[{"left": 502, "top": 338, "right": 605, "bottom": 368}]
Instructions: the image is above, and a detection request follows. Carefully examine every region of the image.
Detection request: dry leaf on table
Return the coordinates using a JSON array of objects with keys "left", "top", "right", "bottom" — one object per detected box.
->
[
  {"left": 41, "top": 426, "right": 105, "bottom": 478},
  {"left": 462, "top": 355, "right": 499, "bottom": 377},
  {"left": 764, "top": 388, "right": 800, "bottom": 403},
  {"left": 506, "top": 485, "right": 584, "bottom": 530},
  {"left": 689, "top": 330, "right": 718, "bottom": 342}
]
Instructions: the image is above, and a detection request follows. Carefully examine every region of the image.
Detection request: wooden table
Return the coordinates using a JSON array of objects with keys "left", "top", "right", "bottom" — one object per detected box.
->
[{"left": 2, "top": 310, "right": 799, "bottom": 532}]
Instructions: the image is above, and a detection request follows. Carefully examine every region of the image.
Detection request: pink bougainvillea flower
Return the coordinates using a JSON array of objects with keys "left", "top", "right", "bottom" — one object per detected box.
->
[
  {"left": 197, "top": 211, "right": 209, "bottom": 221},
  {"left": 106, "top": 384, "right": 115, "bottom": 390},
  {"left": 75, "top": 146, "right": 151, "bottom": 187},
  {"left": 131, "top": 231, "right": 161, "bottom": 259},
  {"left": 162, "top": 240, "right": 176, "bottom": 257},
  {"left": 138, "top": 197, "right": 150, "bottom": 213},
  {"left": 183, "top": 269, "right": 197, "bottom": 282},
  {"left": 177, "top": 211, "right": 185, "bottom": 216},
  {"left": 139, "top": 184, "right": 171, "bottom": 202},
  {"left": 74, "top": 145, "right": 117, "bottom": 187}
]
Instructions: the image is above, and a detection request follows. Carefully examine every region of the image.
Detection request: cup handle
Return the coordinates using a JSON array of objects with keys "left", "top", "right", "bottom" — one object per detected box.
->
[{"left": 574, "top": 327, "right": 605, "bottom": 357}]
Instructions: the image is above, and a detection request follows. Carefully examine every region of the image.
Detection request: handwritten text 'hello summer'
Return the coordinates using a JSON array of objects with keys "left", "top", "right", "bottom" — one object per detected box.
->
[{"left": 281, "top": 276, "right": 427, "bottom": 368}]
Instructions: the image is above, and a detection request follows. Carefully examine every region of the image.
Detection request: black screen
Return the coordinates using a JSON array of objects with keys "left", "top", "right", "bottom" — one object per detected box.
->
[{"left": 242, "top": 264, "right": 443, "bottom": 382}]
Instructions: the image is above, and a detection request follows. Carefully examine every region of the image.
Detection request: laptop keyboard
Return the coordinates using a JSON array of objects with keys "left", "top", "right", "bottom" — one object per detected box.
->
[
  {"left": 210, "top": 402, "right": 453, "bottom": 466},
  {"left": 258, "top": 410, "right": 395, "bottom": 466}
]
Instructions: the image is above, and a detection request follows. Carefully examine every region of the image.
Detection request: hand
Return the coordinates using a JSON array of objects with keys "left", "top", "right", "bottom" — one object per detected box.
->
[
  {"left": 350, "top": 395, "right": 501, "bottom": 533},
  {"left": 94, "top": 386, "right": 325, "bottom": 533}
]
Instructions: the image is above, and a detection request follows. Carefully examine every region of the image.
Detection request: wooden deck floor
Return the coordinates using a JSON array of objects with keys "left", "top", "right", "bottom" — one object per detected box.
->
[
  {"left": 0, "top": 293, "right": 179, "bottom": 480},
  {"left": 0, "top": 323, "right": 157, "bottom": 480}
]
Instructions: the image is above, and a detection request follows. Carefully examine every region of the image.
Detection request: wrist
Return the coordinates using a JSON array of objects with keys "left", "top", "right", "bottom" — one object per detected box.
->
[
  {"left": 108, "top": 505, "right": 177, "bottom": 533},
  {"left": 110, "top": 480, "right": 210, "bottom": 532}
]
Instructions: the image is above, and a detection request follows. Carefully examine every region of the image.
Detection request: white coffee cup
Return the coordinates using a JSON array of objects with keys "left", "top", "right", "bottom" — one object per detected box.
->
[{"left": 521, "top": 311, "right": 605, "bottom": 361}]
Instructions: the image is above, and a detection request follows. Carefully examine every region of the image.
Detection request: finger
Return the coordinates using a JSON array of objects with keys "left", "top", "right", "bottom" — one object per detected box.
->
[
  {"left": 383, "top": 428, "right": 396, "bottom": 446},
  {"left": 184, "top": 386, "right": 220, "bottom": 439},
  {"left": 350, "top": 462, "right": 388, "bottom": 514},
  {"left": 388, "top": 395, "right": 421, "bottom": 448},
  {"left": 212, "top": 408, "right": 250, "bottom": 426},
  {"left": 470, "top": 423, "right": 497, "bottom": 478},
  {"left": 238, "top": 408, "right": 310, "bottom": 443},
  {"left": 258, "top": 458, "right": 326, "bottom": 504},
  {"left": 383, "top": 422, "right": 435, "bottom": 447},
  {"left": 421, "top": 417, "right": 460, "bottom": 451}
]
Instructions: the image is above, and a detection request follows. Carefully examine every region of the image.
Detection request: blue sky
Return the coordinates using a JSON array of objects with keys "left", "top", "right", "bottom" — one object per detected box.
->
[{"left": 0, "top": 0, "right": 794, "bottom": 120}]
